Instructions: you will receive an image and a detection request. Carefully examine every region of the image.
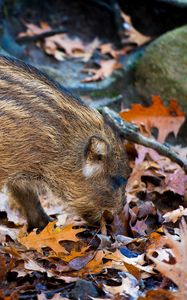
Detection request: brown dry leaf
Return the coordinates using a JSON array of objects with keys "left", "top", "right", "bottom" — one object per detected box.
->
[
  {"left": 45, "top": 35, "right": 100, "bottom": 61},
  {"left": 0, "top": 290, "right": 19, "bottom": 300},
  {"left": 126, "top": 161, "right": 160, "bottom": 203},
  {"left": 82, "top": 59, "right": 121, "bottom": 82},
  {"left": 163, "top": 206, "right": 187, "bottom": 223},
  {"left": 0, "top": 255, "right": 6, "bottom": 282},
  {"left": 19, "top": 21, "right": 99, "bottom": 61},
  {"left": 77, "top": 249, "right": 143, "bottom": 276},
  {"left": 138, "top": 289, "right": 177, "bottom": 300},
  {"left": 67, "top": 252, "right": 95, "bottom": 271},
  {"left": 58, "top": 245, "right": 90, "bottom": 263},
  {"left": 44, "top": 34, "right": 84, "bottom": 58},
  {"left": 104, "top": 274, "right": 139, "bottom": 298},
  {"left": 149, "top": 220, "right": 187, "bottom": 300},
  {"left": 120, "top": 95, "right": 185, "bottom": 142},
  {"left": 0, "top": 191, "right": 25, "bottom": 225},
  {"left": 18, "top": 21, "right": 52, "bottom": 38},
  {"left": 83, "top": 38, "right": 100, "bottom": 62},
  {"left": 134, "top": 145, "right": 187, "bottom": 196},
  {"left": 38, "top": 294, "right": 68, "bottom": 300},
  {"left": 79, "top": 250, "right": 112, "bottom": 275},
  {"left": 18, "top": 222, "right": 85, "bottom": 255},
  {"left": 131, "top": 219, "right": 149, "bottom": 236},
  {"left": 99, "top": 43, "right": 117, "bottom": 58},
  {"left": 163, "top": 169, "right": 187, "bottom": 196},
  {"left": 146, "top": 231, "right": 167, "bottom": 256},
  {"left": 121, "top": 12, "right": 151, "bottom": 46},
  {"left": 105, "top": 249, "right": 154, "bottom": 276},
  {"left": 0, "top": 225, "right": 19, "bottom": 242}
]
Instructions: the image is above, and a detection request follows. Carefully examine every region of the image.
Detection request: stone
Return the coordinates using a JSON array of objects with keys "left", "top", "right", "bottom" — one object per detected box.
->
[{"left": 135, "top": 25, "right": 187, "bottom": 113}]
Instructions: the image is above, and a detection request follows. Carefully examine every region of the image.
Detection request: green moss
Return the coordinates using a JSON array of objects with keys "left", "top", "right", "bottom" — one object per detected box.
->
[{"left": 135, "top": 24, "right": 187, "bottom": 113}]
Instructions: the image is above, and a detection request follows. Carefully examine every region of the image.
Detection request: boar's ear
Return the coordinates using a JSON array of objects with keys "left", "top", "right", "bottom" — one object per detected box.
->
[
  {"left": 85, "top": 135, "right": 110, "bottom": 160},
  {"left": 83, "top": 136, "right": 110, "bottom": 177}
]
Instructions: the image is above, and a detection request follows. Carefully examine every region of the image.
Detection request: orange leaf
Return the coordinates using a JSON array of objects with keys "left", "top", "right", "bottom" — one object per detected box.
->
[
  {"left": 19, "top": 222, "right": 85, "bottom": 255},
  {"left": 80, "top": 250, "right": 112, "bottom": 275},
  {"left": 120, "top": 95, "right": 185, "bottom": 142},
  {"left": 58, "top": 246, "right": 90, "bottom": 262}
]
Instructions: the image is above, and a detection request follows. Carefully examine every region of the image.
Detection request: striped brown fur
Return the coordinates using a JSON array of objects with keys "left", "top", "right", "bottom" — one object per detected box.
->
[{"left": 0, "top": 55, "right": 130, "bottom": 230}]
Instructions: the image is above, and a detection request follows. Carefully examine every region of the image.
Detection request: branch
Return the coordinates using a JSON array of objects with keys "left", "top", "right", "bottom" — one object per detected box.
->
[
  {"left": 101, "top": 107, "right": 187, "bottom": 173},
  {"left": 17, "top": 28, "right": 66, "bottom": 43}
]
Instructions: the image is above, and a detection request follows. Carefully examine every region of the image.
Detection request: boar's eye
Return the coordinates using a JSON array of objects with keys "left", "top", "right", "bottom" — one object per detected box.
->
[{"left": 111, "top": 176, "right": 127, "bottom": 190}]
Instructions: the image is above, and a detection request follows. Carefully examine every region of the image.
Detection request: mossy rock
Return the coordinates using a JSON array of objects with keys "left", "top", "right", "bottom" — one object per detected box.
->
[{"left": 135, "top": 25, "right": 187, "bottom": 113}]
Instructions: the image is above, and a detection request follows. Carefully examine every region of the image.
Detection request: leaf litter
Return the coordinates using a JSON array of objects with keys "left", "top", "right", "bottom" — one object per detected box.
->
[
  {"left": 0, "top": 97, "right": 187, "bottom": 299},
  {"left": 17, "top": 16, "right": 152, "bottom": 84}
]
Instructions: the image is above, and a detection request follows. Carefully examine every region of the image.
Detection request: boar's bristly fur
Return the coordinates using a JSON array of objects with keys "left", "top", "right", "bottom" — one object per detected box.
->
[{"left": 0, "top": 55, "right": 131, "bottom": 230}]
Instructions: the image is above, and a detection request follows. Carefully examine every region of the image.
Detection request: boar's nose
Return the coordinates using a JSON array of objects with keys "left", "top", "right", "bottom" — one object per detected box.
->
[{"left": 111, "top": 176, "right": 127, "bottom": 190}]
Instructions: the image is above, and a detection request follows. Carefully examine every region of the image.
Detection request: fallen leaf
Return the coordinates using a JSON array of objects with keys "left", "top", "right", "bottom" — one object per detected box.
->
[
  {"left": 0, "top": 225, "right": 20, "bottom": 243},
  {"left": 138, "top": 289, "right": 177, "bottom": 300},
  {"left": 131, "top": 219, "right": 149, "bottom": 236},
  {"left": 82, "top": 59, "right": 121, "bottom": 82},
  {"left": 18, "top": 22, "right": 100, "bottom": 61},
  {"left": 149, "top": 220, "right": 187, "bottom": 300},
  {"left": 163, "top": 206, "right": 187, "bottom": 223},
  {"left": 104, "top": 274, "right": 139, "bottom": 298},
  {"left": 0, "top": 255, "right": 6, "bottom": 281},
  {"left": 79, "top": 250, "right": 112, "bottom": 275},
  {"left": 99, "top": 43, "right": 117, "bottom": 58},
  {"left": 120, "top": 95, "right": 185, "bottom": 142},
  {"left": 45, "top": 34, "right": 84, "bottom": 57},
  {"left": 18, "top": 21, "right": 52, "bottom": 38},
  {"left": 0, "top": 191, "right": 25, "bottom": 225},
  {"left": 121, "top": 12, "right": 152, "bottom": 46},
  {"left": 59, "top": 245, "right": 90, "bottom": 263},
  {"left": 0, "top": 290, "right": 19, "bottom": 300},
  {"left": 146, "top": 232, "right": 167, "bottom": 257},
  {"left": 105, "top": 249, "right": 153, "bottom": 275},
  {"left": 19, "top": 222, "right": 85, "bottom": 255}
]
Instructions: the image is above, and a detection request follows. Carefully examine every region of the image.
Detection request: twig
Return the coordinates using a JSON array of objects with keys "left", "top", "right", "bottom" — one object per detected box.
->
[
  {"left": 101, "top": 107, "right": 187, "bottom": 173},
  {"left": 17, "top": 28, "right": 66, "bottom": 43}
]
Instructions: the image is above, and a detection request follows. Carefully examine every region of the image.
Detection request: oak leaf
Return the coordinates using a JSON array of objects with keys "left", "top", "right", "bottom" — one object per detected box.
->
[
  {"left": 44, "top": 34, "right": 84, "bottom": 58},
  {"left": 104, "top": 274, "right": 139, "bottom": 298},
  {"left": 19, "top": 21, "right": 100, "bottom": 61},
  {"left": 120, "top": 95, "right": 185, "bottom": 142},
  {"left": 138, "top": 289, "right": 177, "bottom": 300},
  {"left": 99, "top": 43, "right": 117, "bottom": 58},
  {"left": 18, "top": 21, "right": 51, "bottom": 38},
  {"left": 19, "top": 222, "right": 85, "bottom": 255},
  {"left": 121, "top": 12, "right": 151, "bottom": 46},
  {"left": 163, "top": 206, "right": 187, "bottom": 223},
  {"left": 82, "top": 59, "right": 121, "bottom": 82},
  {"left": 149, "top": 220, "right": 187, "bottom": 300},
  {"left": 79, "top": 250, "right": 112, "bottom": 275}
]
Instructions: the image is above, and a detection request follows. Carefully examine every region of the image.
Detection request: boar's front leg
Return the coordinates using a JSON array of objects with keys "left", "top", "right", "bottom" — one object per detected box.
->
[{"left": 7, "top": 178, "right": 51, "bottom": 231}]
